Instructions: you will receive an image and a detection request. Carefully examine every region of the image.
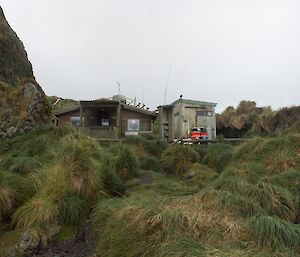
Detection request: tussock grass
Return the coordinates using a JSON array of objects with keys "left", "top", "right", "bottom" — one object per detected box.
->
[
  {"left": 221, "top": 162, "right": 267, "bottom": 183},
  {"left": 143, "top": 140, "right": 167, "bottom": 158},
  {"left": 233, "top": 133, "right": 300, "bottom": 172},
  {"left": 61, "top": 195, "right": 87, "bottom": 226},
  {"left": 0, "top": 171, "right": 25, "bottom": 218},
  {"left": 139, "top": 156, "right": 162, "bottom": 172},
  {"left": 157, "top": 237, "right": 205, "bottom": 257},
  {"left": 250, "top": 215, "right": 300, "bottom": 249},
  {"left": 202, "top": 143, "right": 233, "bottom": 172},
  {"left": 271, "top": 169, "right": 300, "bottom": 195},
  {"left": 108, "top": 144, "right": 139, "bottom": 181},
  {"left": 12, "top": 194, "right": 59, "bottom": 229},
  {"left": 57, "top": 134, "right": 105, "bottom": 199},
  {"left": 2, "top": 126, "right": 122, "bottom": 230},
  {"left": 212, "top": 177, "right": 297, "bottom": 222},
  {"left": 184, "top": 163, "right": 217, "bottom": 188},
  {"left": 161, "top": 145, "right": 199, "bottom": 176}
]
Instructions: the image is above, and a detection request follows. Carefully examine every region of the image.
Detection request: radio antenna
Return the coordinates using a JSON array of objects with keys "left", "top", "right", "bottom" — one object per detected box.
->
[
  {"left": 116, "top": 81, "right": 122, "bottom": 95},
  {"left": 163, "top": 63, "right": 172, "bottom": 105}
]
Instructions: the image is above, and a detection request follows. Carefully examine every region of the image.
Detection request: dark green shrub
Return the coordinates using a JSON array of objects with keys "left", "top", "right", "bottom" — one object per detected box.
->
[
  {"left": 161, "top": 145, "right": 199, "bottom": 176},
  {"left": 143, "top": 140, "right": 167, "bottom": 158},
  {"left": 139, "top": 156, "right": 162, "bottom": 172}
]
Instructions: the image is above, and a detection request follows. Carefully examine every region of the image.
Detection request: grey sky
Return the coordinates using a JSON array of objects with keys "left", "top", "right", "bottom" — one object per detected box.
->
[{"left": 1, "top": 0, "right": 300, "bottom": 112}]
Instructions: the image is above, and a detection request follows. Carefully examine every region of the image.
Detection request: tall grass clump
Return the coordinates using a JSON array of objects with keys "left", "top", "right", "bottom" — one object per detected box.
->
[
  {"left": 12, "top": 194, "right": 59, "bottom": 229},
  {"left": 250, "top": 215, "right": 300, "bottom": 250},
  {"left": 100, "top": 152, "right": 126, "bottom": 196},
  {"left": 61, "top": 195, "right": 87, "bottom": 226},
  {"left": 184, "top": 163, "right": 217, "bottom": 188},
  {"left": 212, "top": 176, "right": 297, "bottom": 222},
  {"left": 202, "top": 143, "right": 233, "bottom": 172},
  {"left": 233, "top": 133, "right": 300, "bottom": 172},
  {"left": 139, "top": 156, "right": 162, "bottom": 172},
  {"left": 0, "top": 171, "right": 25, "bottom": 218},
  {"left": 220, "top": 162, "right": 267, "bottom": 184},
  {"left": 143, "top": 140, "right": 167, "bottom": 158},
  {"left": 11, "top": 131, "right": 119, "bottom": 229},
  {"left": 161, "top": 145, "right": 199, "bottom": 176},
  {"left": 92, "top": 197, "right": 199, "bottom": 257},
  {"left": 55, "top": 133, "right": 105, "bottom": 199},
  {"left": 108, "top": 144, "right": 139, "bottom": 181}
]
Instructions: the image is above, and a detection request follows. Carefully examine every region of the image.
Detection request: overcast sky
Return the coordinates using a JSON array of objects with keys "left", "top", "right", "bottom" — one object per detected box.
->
[{"left": 1, "top": 0, "right": 300, "bottom": 112}]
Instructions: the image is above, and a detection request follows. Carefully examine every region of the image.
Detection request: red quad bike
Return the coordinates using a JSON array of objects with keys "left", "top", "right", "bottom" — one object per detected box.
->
[{"left": 190, "top": 127, "right": 208, "bottom": 144}]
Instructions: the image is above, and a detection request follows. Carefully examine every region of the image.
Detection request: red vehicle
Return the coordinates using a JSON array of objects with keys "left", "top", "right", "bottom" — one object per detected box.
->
[{"left": 190, "top": 127, "right": 208, "bottom": 141}]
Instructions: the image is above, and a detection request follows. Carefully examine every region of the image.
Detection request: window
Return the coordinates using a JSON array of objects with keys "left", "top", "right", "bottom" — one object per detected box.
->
[
  {"left": 70, "top": 116, "right": 80, "bottom": 126},
  {"left": 127, "top": 119, "right": 140, "bottom": 131},
  {"left": 101, "top": 118, "right": 109, "bottom": 126},
  {"left": 196, "top": 111, "right": 213, "bottom": 117}
]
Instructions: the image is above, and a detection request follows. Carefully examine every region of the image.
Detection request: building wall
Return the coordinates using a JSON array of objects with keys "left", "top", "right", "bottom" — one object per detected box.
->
[
  {"left": 121, "top": 108, "right": 153, "bottom": 135},
  {"left": 173, "top": 101, "right": 217, "bottom": 140},
  {"left": 57, "top": 110, "right": 80, "bottom": 126},
  {"left": 159, "top": 106, "right": 174, "bottom": 142}
]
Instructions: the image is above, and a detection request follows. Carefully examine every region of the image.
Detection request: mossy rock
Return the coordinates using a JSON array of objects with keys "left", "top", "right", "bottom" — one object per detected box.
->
[
  {"left": 0, "top": 230, "right": 22, "bottom": 257},
  {"left": 55, "top": 226, "right": 77, "bottom": 242}
]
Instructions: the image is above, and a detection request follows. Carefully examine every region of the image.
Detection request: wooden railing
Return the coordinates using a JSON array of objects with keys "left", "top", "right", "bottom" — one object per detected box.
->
[{"left": 77, "top": 126, "right": 119, "bottom": 139}]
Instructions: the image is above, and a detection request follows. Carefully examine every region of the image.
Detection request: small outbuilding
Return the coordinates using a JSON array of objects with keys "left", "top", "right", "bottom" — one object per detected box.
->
[
  {"left": 53, "top": 96, "right": 156, "bottom": 139},
  {"left": 158, "top": 97, "right": 217, "bottom": 142}
]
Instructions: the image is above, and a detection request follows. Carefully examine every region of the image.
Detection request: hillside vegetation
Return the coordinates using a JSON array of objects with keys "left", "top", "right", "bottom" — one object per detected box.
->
[
  {"left": 217, "top": 100, "right": 300, "bottom": 137},
  {"left": 0, "top": 126, "right": 299, "bottom": 257},
  {"left": 0, "top": 6, "right": 50, "bottom": 139},
  {"left": 0, "top": 6, "right": 33, "bottom": 87}
]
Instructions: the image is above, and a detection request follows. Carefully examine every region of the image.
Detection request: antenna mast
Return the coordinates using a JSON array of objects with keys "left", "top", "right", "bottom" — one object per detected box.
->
[
  {"left": 164, "top": 63, "right": 172, "bottom": 105},
  {"left": 116, "top": 81, "right": 121, "bottom": 95}
]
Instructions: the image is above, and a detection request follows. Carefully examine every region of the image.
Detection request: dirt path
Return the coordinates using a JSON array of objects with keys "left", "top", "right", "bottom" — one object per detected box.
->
[
  {"left": 30, "top": 225, "right": 97, "bottom": 257},
  {"left": 31, "top": 238, "right": 96, "bottom": 257}
]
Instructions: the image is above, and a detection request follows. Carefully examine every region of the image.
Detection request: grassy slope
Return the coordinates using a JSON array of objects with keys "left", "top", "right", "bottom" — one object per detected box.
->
[
  {"left": 92, "top": 132, "right": 300, "bottom": 257},
  {"left": 0, "top": 128, "right": 299, "bottom": 257}
]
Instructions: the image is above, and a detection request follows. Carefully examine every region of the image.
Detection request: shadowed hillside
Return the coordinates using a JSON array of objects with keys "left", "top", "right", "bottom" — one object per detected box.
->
[
  {"left": 0, "top": 6, "right": 33, "bottom": 87},
  {"left": 0, "top": 6, "right": 50, "bottom": 138}
]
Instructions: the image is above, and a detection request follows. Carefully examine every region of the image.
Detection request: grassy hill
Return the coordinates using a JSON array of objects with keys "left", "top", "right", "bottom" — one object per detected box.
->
[{"left": 0, "top": 126, "right": 299, "bottom": 256}]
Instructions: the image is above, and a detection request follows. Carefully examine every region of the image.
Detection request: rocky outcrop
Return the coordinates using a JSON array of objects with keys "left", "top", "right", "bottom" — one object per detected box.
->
[
  {"left": 6, "top": 225, "right": 61, "bottom": 257},
  {"left": 0, "top": 80, "right": 51, "bottom": 138},
  {"left": 0, "top": 6, "right": 34, "bottom": 87},
  {"left": 0, "top": 6, "right": 51, "bottom": 138}
]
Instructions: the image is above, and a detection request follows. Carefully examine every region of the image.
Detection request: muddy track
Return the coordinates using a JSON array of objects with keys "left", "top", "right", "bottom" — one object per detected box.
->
[
  {"left": 32, "top": 238, "right": 96, "bottom": 257},
  {"left": 30, "top": 225, "right": 97, "bottom": 257}
]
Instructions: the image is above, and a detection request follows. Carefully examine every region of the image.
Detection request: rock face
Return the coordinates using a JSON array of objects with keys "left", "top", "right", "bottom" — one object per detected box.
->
[
  {"left": 0, "top": 6, "right": 34, "bottom": 87},
  {"left": 0, "top": 6, "right": 51, "bottom": 138},
  {"left": 0, "top": 80, "right": 51, "bottom": 138}
]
